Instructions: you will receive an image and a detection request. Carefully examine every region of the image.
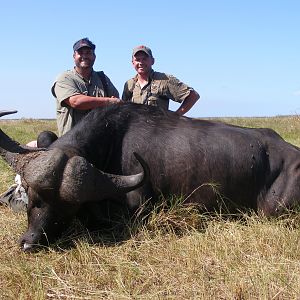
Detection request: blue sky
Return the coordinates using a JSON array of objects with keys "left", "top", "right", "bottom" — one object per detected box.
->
[{"left": 1, "top": 1, "right": 299, "bottom": 119}]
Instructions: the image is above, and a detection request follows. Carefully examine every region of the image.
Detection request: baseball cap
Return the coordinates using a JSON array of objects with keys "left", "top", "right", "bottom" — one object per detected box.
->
[
  {"left": 132, "top": 45, "right": 153, "bottom": 58},
  {"left": 73, "top": 38, "right": 96, "bottom": 52}
]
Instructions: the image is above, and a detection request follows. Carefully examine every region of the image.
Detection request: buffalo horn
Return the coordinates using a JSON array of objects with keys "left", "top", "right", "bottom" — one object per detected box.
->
[
  {"left": 59, "top": 152, "right": 149, "bottom": 203},
  {"left": 0, "top": 110, "right": 18, "bottom": 117}
]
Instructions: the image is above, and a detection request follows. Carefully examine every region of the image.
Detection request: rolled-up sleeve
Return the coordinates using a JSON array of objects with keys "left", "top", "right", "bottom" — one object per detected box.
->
[
  {"left": 166, "top": 75, "right": 193, "bottom": 103},
  {"left": 52, "top": 74, "right": 81, "bottom": 106}
]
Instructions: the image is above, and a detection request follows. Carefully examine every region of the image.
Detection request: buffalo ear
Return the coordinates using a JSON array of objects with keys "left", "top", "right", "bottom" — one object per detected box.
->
[
  {"left": 0, "top": 109, "right": 48, "bottom": 174},
  {"left": 59, "top": 153, "right": 149, "bottom": 203}
]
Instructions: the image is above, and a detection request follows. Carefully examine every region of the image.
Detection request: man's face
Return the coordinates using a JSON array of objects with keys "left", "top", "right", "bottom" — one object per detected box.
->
[
  {"left": 73, "top": 47, "right": 96, "bottom": 69},
  {"left": 132, "top": 51, "right": 154, "bottom": 76}
]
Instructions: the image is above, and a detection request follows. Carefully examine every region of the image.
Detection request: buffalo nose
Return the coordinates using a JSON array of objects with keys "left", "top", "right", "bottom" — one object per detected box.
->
[
  {"left": 23, "top": 242, "right": 33, "bottom": 252},
  {"left": 19, "top": 233, "right": 36, "bottom": 252}
]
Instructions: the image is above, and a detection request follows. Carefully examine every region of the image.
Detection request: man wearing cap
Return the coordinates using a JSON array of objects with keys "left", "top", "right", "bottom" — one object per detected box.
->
[
  {"left": 1, "top": 39, "right": 123, "bottom": 212},
  {"left": 52, "top": 38, "right": 122, "bottom": 136},
  {"left": 122, "top": 45, "right": 199, "bottom": 116}
]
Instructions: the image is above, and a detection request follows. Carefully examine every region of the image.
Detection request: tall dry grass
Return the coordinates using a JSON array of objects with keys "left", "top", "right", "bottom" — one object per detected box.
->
[{"left": 1, "top": 116, "right": 300, "bottom": 299}]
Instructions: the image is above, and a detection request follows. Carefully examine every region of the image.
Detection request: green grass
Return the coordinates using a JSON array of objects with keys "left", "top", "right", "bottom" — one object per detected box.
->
[{"left": 1, "top": 116, "right": 300, "bottom": 299}]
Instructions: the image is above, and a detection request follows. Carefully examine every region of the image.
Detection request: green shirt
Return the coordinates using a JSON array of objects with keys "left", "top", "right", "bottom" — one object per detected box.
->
[
  {"left": 52, "top": 68, "right": 119, "bottom": 136},
  {"left": 122, "top": 70, "right": 193, "bottom": 111}
]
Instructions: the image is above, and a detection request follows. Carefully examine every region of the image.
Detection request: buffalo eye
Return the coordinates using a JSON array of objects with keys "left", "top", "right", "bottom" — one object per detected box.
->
[{"left": 33, "top": 199, "right": 42, "bottom": 209}]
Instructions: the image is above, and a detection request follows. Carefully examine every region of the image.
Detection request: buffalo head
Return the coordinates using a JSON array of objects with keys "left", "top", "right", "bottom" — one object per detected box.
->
[{"left": 0, "top": 110, "right": 149, "bottom": 251}]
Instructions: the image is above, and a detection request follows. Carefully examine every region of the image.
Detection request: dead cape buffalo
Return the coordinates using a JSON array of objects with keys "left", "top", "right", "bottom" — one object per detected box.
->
[{"left": 1, "top": 103, "right": 300, "bottom": 251}]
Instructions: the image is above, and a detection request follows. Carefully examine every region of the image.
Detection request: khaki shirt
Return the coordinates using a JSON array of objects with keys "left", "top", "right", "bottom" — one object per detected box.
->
[
  {"left": 122, "top": 70, "right": 193, "bottom": 111},
  {"left": 51, "top": 69, "right": 119, "bottom": 136}
]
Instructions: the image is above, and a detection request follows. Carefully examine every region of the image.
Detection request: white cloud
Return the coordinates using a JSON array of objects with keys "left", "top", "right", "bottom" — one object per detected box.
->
[{"left": 293, "top": 90, "right": 300, "bottom": 96}]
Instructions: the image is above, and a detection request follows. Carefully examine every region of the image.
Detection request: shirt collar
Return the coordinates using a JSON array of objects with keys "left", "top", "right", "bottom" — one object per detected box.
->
[
  {"left": 133, "top": 69, "right": 155, "bottom": 82},
  {"left": 73, "top": 67, "right": 95, "bottom": 82}
]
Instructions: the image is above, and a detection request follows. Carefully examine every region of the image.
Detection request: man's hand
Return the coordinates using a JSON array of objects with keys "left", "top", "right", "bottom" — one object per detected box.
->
[{"left": 110, "top": 97, "right": 124, "bottom": 104}]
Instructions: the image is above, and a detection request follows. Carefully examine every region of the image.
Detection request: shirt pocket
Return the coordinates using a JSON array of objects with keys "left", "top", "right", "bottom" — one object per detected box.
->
[{"left": 146, "top": 82, "right": 161, "bottom": 105}]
